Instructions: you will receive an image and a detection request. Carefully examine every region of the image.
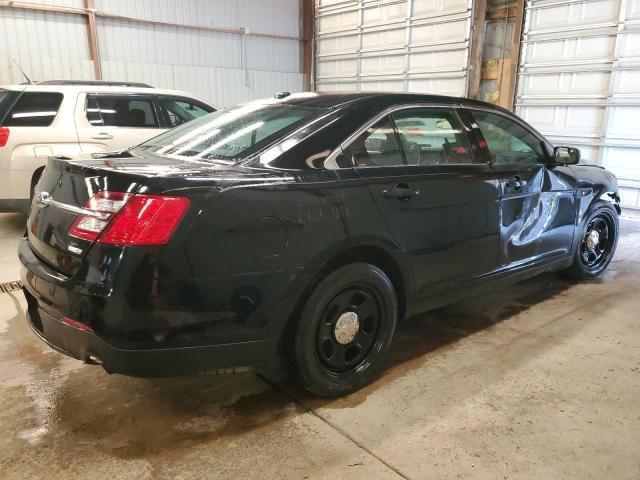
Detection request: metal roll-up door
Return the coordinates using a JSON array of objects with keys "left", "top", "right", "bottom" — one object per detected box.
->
[
  {"left": 515, "top": 0, "right": 640, "bottom": 209},
  {"left": 315, "top": 0, "right": 475, "bottom": 97}
]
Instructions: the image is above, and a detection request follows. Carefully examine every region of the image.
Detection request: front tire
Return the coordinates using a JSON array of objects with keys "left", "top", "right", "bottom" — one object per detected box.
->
[
  {"left": 293, "top": 263, "right": 398, "bottom": 397},
  {"left": 563, "top": 201, "right": 619, "bottom": 279}
]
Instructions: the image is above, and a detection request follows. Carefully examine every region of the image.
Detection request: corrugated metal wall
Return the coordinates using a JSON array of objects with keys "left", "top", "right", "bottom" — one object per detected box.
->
[{"left": 0, "top": 0, "right": 304, "bottom": 108}]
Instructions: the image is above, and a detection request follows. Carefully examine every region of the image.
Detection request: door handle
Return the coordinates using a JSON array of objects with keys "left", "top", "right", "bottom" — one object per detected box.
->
[
  {"left": 505, "top": 176, "right": 527, "bottom": 191},
  {"left": 91, "top": 132, "right": 114, "bottom": 140},
  {"left": 381, "top": 184, "right": 419, "bottom": 202}
]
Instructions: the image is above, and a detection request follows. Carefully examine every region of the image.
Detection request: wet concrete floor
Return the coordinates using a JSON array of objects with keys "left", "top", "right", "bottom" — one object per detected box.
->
[{"left": 0, "top": 212, "right": 638, "bottom": 479}]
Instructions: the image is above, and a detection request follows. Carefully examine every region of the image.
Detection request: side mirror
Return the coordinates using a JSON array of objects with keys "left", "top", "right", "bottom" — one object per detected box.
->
[{"left": 554, "top": 146, "right": 580, "bottom": 165}]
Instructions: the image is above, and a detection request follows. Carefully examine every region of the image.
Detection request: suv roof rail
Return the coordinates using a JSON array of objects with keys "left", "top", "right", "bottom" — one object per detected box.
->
[{"left": 35, "top": 80, "right": 154, "bottom": 88}]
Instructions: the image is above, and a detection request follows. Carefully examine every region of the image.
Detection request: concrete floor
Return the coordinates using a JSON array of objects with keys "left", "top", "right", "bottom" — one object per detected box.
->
[{"left": 0, "top": 212, "right": 639, "bottom": 480}]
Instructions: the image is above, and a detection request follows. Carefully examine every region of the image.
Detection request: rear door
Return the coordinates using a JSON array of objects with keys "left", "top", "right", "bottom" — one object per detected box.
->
[
  {"left": 75, "top": 92, "right": 166, "bottom": 153},
  {"left": 346, "top": 106, "right": 502, "bottom": 304},
  {"left": 466, "top": 108, "right": 577, "bottom": 269}
]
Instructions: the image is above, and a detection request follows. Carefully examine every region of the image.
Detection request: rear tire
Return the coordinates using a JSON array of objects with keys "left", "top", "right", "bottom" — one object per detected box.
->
[
  {"left": 293, "top": 263, "right": 397, "bottom": 397},
  {"left": 562, "top": 201, "right": 619, "bottom": 279}
]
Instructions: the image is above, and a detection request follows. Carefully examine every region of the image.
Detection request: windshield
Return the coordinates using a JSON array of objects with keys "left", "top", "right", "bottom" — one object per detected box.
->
[{"left": 137, "top": 103, "right": 321, "bottom": 163}]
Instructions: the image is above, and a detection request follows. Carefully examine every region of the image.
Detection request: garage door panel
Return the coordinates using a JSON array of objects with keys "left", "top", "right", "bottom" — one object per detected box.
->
[
  {"left": 408, "top": 77, "right": 466, "bottom": 96},
  {"left": 519, "top": 71, "right": 610, "bottom": 96},
  {"left": 410, "top": 19, "right": 469, "bottom": 45},
  {"left": 627, "top": 0, "right": 640, "bottom": 21},
  {"left": 529, "top": 0, "right": 618, "bottom": 31},
  {"left": 614, "top": 69, "right": 640, "bottom": 94},
  {"left": 360, "top": 80, "right": 405, "bottom": 91},
  {"left": 360, "top": 54, "right": 405, "bottom": 75},
  {"left": 525, "top": 36, "right": 615, "bottom": 65},
  {"left": 603, "top": 147, "right": 640, "bottom": 181},
  {"left": 412, "top": 0, "right": 470, "bottom": 17},
  {"left": 409, "top": 49, "right": 468, "bottom": 72},
  {"left": 619, "top": 32, "right": 640, "bottom": 58},
  {"left": 362, "top": 2, "right": 406, "bottom": 24},
  {"left": 362, "top": 29, "right": 406, "bottom": 49},
  {"left": 316, "top": 58, "right": 358, "bottom": 77},
  {"left": 607, "top": 106, "right": 640, "bottom": 138}
]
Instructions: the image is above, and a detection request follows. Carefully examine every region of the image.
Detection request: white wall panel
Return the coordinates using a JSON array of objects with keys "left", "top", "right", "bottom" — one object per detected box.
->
[
  {"left": 516, "top": 0, "right": 640, "bottom": 209},
  {"left": 0, "top": 8, "right": 94, "bottom": 84},
  {"left": 315, "top": 0, "right": 474, "bottom": 96},
  {"left": 0, "top": 1, "right": 303, "bottom": 108}
]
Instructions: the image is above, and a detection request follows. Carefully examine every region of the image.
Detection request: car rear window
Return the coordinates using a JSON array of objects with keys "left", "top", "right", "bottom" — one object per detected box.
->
[
  {"left": 86, "top": 94, "right": 159, "bottom": 128},
  {"left": 139, "top": 103, "right": 320, "bottom": 162},
  {"left": 3, "top": 91, "right": 63, "bottom": 127}
]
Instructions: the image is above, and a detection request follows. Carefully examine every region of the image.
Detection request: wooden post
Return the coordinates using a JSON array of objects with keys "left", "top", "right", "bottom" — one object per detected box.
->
[
  {"left": 505, "top": 0, "right": 525, "bottom": 111},
  {"left": 83, "top": 0, "right": 102, "bottom": 80},
  {"left": 468, "top": 0, "right": 487, "bottom": 99}
]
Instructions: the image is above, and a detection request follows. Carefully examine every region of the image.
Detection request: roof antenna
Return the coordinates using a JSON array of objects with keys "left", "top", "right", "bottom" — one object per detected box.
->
[{"left": 11, "top": 58, "right": 32, "bottom": 84}]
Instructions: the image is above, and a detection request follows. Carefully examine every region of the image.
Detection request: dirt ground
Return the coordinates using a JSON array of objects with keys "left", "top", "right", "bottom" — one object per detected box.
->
[{"left": 0, "top": 212, "right": 638, "bottom": 479}]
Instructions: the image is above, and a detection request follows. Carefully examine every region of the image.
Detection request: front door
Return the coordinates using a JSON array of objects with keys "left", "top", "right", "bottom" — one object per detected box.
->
[
  {"left": 344, "top": 106, "right": 502, "bottom": 304},
  {"left": 466, "top": 108, "right": 577, "bottom": 269}
]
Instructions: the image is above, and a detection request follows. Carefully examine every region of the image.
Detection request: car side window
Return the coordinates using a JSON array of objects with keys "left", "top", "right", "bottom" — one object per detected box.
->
[
  {"left": 347, "top": 117, "right": 405, "bottom": 167},
  {"left": 471, "top": 110, "right": 546, "bottom": 166},
  {"left": 3, "top": 92, "right": 63, "bottom": 127},
  {"left": 159, "top": 97, "right": 213, "bottom": 127},
  {"left": 86, "top": 94, "right": 159, "bottom": 128},
  {"left": 391, "top": 108, "right": 476, "bottom": 165}
]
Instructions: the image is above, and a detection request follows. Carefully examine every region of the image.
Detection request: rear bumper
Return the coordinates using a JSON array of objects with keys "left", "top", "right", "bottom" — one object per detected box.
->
[
  {"left": 23, "top": 296, "right": 276, "bottom": 376},
  {"left": 19, "top": 238, "right": 281, "bottom": 377}
]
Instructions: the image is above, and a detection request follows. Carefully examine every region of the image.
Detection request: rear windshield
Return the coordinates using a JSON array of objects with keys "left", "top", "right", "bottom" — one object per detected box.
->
[
  {"left": 3, "top": 91, "right": 64, "bottom": 127},
  {"left": 138, "top": 103, "right": 320, "bottom": 163}
]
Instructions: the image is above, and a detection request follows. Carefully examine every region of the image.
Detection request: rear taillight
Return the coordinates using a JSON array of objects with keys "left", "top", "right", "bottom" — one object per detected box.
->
[
  {"left": 69, "top": 191, "right": 133, "bottom": 242},
  {"left": 69, "top": 191, "right": 189, "bottom": 246},
  {"left": 0, "top": 127, "right": 9, "bottom": 147}
]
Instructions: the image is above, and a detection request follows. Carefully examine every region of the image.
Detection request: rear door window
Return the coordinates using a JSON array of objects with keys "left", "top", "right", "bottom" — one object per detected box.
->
[
  {"left": 86, "top": 94, "right": 159, "bottom": 128},
  {"left": 158, "top": 96, "right": 213, "bottom": 127},
  {"left": 3, "top": 92, "right": 63, "bottom": 127},
  {"left": 346, "top": 117, "right": 405, "bottom": 167},
  {"left": 391, "top": 108, "right": 476, "bottom": 165}
]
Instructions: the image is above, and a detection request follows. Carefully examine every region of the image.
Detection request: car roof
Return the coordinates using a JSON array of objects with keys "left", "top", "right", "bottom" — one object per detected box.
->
[
  {"left": 0, "top": 83, "right": 211, "bottom": 104},
  {"left": 277, "top": 91, "right": 511, "bottom": 116}
]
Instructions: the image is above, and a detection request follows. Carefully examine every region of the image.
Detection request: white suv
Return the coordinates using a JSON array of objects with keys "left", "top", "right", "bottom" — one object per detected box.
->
[{"left": 0, "top": 80, "right": 214, "bottom": 212}]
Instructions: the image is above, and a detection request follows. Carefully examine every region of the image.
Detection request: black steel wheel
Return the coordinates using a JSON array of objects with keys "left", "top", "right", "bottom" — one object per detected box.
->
[
  {"left": 563, "top": 201, "right": 619, "bottom": 279},
  {"left": 293, "top": 263, "right": 397, "bottom": 397}
]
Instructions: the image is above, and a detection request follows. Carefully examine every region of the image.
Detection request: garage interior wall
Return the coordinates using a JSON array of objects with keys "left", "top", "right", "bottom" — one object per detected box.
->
[
  {"left": 515, "top": 0, "right": 640, "bottom": 210},
  {"left": 0, "top": 0, "right": 305, "bottom": 108}
]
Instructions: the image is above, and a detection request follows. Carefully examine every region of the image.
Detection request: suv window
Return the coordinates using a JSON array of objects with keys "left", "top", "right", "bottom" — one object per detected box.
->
[
  {"left": 159, "top": 97, "right": 213, "bottom": 127},
  {"left": 347, "top": 117, "right": 405, "bottom": 167},
  {"left": 392, "top": 109, "right": 475, "bottom": 165},
  {"left": 86, "top": 94, "right": 159, "bottom": 128},
  {"left": 471, "top": 110, "right": 546, "bottom": 166},
  {"left": 3, "top": 92, "right": 63, "bottom": 127}
]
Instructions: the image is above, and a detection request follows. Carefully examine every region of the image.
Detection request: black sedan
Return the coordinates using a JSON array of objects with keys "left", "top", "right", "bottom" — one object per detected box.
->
[{"left": 19, "top": 92, "right": 620, "bottom": 397}]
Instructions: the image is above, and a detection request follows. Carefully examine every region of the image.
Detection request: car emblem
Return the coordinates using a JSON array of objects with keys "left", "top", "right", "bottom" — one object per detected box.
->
[{"left": 35, "top": 191, "right": 52, "bottom": 208}]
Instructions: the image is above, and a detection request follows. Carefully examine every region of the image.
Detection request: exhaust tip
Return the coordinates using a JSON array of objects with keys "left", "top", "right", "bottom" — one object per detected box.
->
[{"left": 86, "top": 354, "right": 103, "bottom": 366}]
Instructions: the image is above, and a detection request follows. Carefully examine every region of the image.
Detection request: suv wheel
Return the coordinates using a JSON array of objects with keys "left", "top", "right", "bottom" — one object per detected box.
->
[{"left": 293, "top": 263, "right": 397, "bottom": 397}]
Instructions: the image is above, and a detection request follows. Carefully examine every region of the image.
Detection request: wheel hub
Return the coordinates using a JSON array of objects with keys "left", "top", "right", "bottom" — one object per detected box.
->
[
  {"left": 586, "top": 230, "right": 600, "bottom": 251},
  {"left": 334, "top": 311, "right": 359, "bottom": 345}
]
